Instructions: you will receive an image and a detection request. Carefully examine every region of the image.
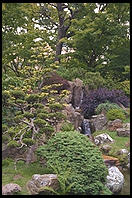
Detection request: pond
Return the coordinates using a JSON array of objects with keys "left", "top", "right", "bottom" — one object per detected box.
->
[{"left": 118, "top": 169, "right": 130, "bottom": 195}]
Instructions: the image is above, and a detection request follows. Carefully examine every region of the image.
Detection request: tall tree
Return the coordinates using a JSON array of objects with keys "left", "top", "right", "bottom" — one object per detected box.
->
[{"left": 37, "top": 3, "right": 86, "bottom": 62}]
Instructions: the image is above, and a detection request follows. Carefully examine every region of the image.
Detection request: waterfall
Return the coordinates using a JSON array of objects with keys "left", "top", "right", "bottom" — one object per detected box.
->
[{"left": 81, "top": 119, "right": 91, "bottom": 137}]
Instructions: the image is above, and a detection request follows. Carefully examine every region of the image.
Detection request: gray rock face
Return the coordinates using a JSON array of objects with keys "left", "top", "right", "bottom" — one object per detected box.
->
[
  {"left": 90, "top": 114, "right": 107, "bottom": 131},
  {"left": 94, "top": 133, "right": 114, "bottom": 145},
  {"left": 106, "top": 166, "right": 124, "bottom": 194},
  {"left": 2, "top": 183, "right": 21, "bottom": 195},
  {"left": 27, "top": 174, "right": 59, "bottom": 195}
]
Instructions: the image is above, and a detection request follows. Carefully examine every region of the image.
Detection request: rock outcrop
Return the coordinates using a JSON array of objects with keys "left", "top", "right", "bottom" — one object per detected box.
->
[
  {"left": 106, "top": 166, "right": 124, "bottom": 194},
  {"left": 27, "top": 174, "right": 59, "bottom": 195},
  {"left": 2, "top": 183, "right": 21, "bottom": 195}
]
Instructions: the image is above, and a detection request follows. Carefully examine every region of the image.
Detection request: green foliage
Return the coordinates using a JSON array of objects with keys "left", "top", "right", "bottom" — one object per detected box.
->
[
  {"left": 2, "top": 124, "right": 8, "bottom": 132},
  {"left": 14, "top": 115, "right": 24, "bottom": 123},
  {"left": 118, "top": 80, "right": 130, "bottom": 96},
  {"left": 40, "top": 160, "right": 75, "bottom": 195},
  {"left": 95, "top": 101, "right": 124, "bottom": 115},
  {"left": 2, "top": 158, "right": 14, "bottom": 166},
  {"left": 23, "top": 112, "right": 34, "bottom": 119},
  {"left": 106, "top": 108, "right": 126, "bottom": 121},
  {"left": 37, "top": 131, "right": 109, "bottom": 195},
  {"left": 11, "top": 90, "right": 25, "bottom": 99},
  {"left": 60, "top": 122, "right": 75, "bottom": 132},
  {"left": 7, "top": 140, "right": 20, "bottom": 148},
  {"left": 49, "top": 103, "right": 63, "bottom": 111},
  {"left": 22, "top": 138, "right": 35, "bottom": 146},
  {"left": 34, "top": 118, "right": 48, "bottom": 127},
  {"left": 25, "top": 94, "right": 39, "bottom": 103},
  {"left": 57, "top": 67, "right": 105, "bottom": 90}
]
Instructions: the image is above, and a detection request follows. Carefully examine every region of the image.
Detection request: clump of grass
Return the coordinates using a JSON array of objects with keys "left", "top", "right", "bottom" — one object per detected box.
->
[
  {"left": 93, "top": 130, "right": 130, "bottom": 158},
  {"left": 2, "top": 160, "right": 53, "bottom": 195}
]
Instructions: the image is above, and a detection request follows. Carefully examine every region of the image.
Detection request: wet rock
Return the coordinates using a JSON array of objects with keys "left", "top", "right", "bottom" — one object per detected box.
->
[
  {"left": 107, "top": 119, "right": 123, "bottom": 131},
  {"left": 90, "top": 114, "right": 107, "bottom": 131},
  {"left": 94, "top": 133, "right": 114, "bottom": 145},
  {"left": 2, "top": 183, "right": 21, "bottom": 195},
  {"left": 27, "top": 174, "right": 59, "bottom": 195},
  {"left": 106, "top": 166, "right": 124, "bottom": 194}
]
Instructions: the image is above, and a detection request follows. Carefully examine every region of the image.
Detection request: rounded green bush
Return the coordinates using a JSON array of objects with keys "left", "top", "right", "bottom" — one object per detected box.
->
[
  {"left": 37, "top": 131, "right": 110, "bottom": 195},
  {"left": 95, "top": 101, "right": 123, "bottom": 115},
  {"left": 106, "top": 108, "right": 126, "bottom": 121}
]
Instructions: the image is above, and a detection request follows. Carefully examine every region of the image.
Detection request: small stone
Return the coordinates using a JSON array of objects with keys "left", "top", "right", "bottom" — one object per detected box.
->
[
  {"left": 101, "top": 144, "right": 112, "bottom": 153},
  {"left": 2, "top": 183, "right": 21, "bottom": 195},
  {"left": 27, "top": 174, "right": 59, "bottom": 195},
  {"left": 116, "top": 128, "right": 130, "bottom": 137}
]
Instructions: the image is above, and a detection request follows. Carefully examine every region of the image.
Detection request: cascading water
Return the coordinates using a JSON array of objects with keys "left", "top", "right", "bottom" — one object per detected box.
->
[{"left": 81, "top": 119, "right": 92, "bottom": 137}]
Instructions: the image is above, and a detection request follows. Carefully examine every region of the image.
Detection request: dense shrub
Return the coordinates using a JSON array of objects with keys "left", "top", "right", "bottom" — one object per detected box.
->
[
  {"left": 36, "top": 131, "right": 111, "bottom": 195},
  {"left": 106, "top": 108, "right": 126, "bottom": 121},
  {"left": 95, "top": 101, "right": 127, "bottom": 115},
  {"left": 81, "top": 88, "right": 129, "bottom": 118}
]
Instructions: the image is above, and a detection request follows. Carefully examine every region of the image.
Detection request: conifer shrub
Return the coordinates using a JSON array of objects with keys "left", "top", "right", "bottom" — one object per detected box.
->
[
  {"left": 95, "top": 101, "right": 127, "bottom": 115},
  {"left": 106, "top": 108, "right": 126, "bottom": 121},
  {"left": 37, "top": 131, "right": 110, "bottom": 195},
  {"left": 81, "top": 88, "right": 129, "bottom": 118}
]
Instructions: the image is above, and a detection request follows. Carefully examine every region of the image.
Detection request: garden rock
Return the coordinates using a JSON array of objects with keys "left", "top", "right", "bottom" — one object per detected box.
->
[
  {"left": 106, "top": 166, "right": 124, "bottom": 194},
  {"left": 102, "top": 155, "right": 120, "bottom": 167},
  {"left": 117, "top": 149, "right": 129, "bottom": 155},
  {"left": 90, "top": 114, "right": 107, "bottom": 131},
  {"left": 107, "top": 119, "right": 123, "bottom": 131},
  {"left": 127, "top": 152, "right": 130, "bottom": 168},
  {"left": 94, "top": 133, "right": 114, "bottom": 145},
  {"left": 62, "top": 104, "right": 84, "bottom": 130},
  {"left": 2, "top": 183, "right": 21, "bottom": 195},
  {"left": 101, "top": 144, "right": 112, "bottom": 154},
  {"left": 68, "top": 78, "right": 84, "bottom": 108},
  {"left": 116, "top": 128, "right": 130, "bottom": 137},
  {"left": 27, "top": 174, "right": 59, "bottom": 195}
]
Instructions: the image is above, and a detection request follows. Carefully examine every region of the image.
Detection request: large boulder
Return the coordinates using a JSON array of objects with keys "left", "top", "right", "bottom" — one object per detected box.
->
[
  {"left": 94, "top": 133, "right": 114, "bottom": 145},
  {"left": 106, "top": 166, "right": 124, "bottom": 194},
  {"left": 90, "top": 114, "right": 107, "bottom": 131},
  {"left": 107, "top": 119, "right": 123, "bottom": 131},
  {"left": 2, "top": 183, "right": 21, "bottom": 195},
  {"left": 27, "top": 174, "right": 59, "bottom": 195}
]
